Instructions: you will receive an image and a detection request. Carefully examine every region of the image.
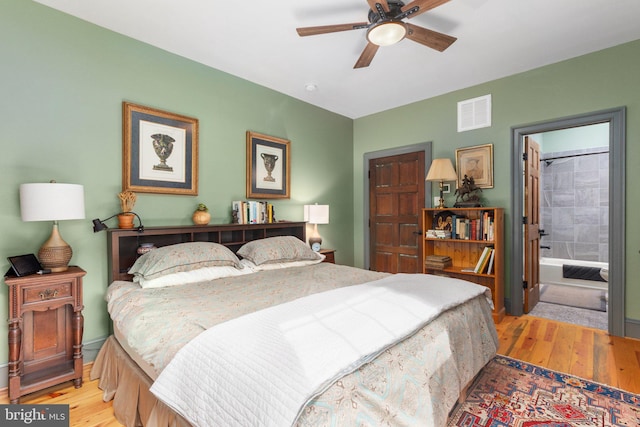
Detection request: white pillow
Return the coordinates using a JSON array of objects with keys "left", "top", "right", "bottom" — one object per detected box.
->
[
  {"left": 136, "top": 265, "right": 254, "bottom": 289},
  {"left": 240, "top": 255, "right": 325, "bottom": 271}
]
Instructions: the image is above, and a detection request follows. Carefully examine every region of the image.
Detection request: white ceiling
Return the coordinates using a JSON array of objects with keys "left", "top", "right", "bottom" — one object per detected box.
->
[{"left": 35, "top": 0, "right": 640, "bottom": 119}]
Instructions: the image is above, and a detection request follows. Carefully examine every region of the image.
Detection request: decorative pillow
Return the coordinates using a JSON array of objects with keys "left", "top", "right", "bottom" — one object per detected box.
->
[
  {"left": 239, "top": 254, "right": 325, "bottom": 271},
  {"left": 128, "top": 242, "right": 242, "bottom": 280},
  {"left": 137, "top": 265, "right": 254, "bottom": 289},
  {"left": 237, "top": 236, "right": 321, "bottom": 266}
]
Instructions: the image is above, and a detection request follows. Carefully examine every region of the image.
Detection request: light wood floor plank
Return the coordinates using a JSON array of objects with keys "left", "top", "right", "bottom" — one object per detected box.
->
[{"left": 1, "top": 314, "right": 639, "bottom": 427}]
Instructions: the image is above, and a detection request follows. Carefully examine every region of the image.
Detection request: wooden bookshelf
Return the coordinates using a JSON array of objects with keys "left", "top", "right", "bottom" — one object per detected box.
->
[{"left": 422, "top": 207, "right": 505, "bottom": 323}]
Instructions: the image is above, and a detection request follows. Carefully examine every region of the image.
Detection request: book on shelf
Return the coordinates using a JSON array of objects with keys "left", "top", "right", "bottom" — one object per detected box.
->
[
  {"left": 425, "top": 255, "right": 452, "bottom": 270},
  {"left": 486, "top": 248, "right": 496, "bottom": 274},
  {"left": 425, "top": 229, "right": 451, "bottom": 239},
  {"left": 474, "top": 246, "right": 493, "bottom": 273},
  {"left": 231, "top": 201, "right": 275, "bottom": 224}
]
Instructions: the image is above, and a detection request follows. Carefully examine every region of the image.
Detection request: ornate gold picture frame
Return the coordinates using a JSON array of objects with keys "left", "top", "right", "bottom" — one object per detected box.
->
[
  {"left": 455, "top": 143, "right": 494, "bottom": 189},
  {"left": 246, "top": 131, "right": 290, "bottom": 199},
  {"left": 123, "top": 102, "right": 198, "bottom": 195}
]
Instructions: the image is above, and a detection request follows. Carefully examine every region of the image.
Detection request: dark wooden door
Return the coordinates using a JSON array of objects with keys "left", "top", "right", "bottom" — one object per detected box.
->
[
  {"left": 369, "top": 151, "right": 425, "bottom": 273},
  {"left": 524, "top": 136, "right": 541, "bottom": 312}
]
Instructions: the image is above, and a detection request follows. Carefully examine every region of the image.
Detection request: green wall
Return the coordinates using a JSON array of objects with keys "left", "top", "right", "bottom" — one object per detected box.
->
[
  {"left": 0, "top": 0, "right": 354, "bottom": 365},
  {"left": 353, "top": 39, "right": 640, "bottom": 324}
]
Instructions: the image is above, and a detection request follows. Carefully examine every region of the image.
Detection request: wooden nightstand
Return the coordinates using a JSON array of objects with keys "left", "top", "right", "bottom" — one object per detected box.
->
[
  {"left": 5, "top": 266, "right": 86, "bottom": 403},
  {"left": 319, "top": 249, "right": 336, "bottom": 264}
]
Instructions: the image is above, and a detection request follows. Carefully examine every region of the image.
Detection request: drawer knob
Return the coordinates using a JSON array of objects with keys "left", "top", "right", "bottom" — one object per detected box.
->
[{"left": 39, "top": 289, "right": 59, "bottom": 300}]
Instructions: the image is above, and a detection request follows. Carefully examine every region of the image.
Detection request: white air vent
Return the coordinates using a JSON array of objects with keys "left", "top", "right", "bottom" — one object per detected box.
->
[{"left": 457, "top": 94, "right": 492, "bottom": 132}]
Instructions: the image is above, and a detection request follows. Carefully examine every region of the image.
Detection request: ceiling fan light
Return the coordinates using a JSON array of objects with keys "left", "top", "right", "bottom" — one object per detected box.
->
[{"left": 367, "top": 21, "right": 407, "bottom": 46}]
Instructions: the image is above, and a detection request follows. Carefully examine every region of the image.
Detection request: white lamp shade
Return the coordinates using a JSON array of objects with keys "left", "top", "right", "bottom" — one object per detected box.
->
[
  {"left": 20, "top": 183, "right": 85, "bottom": 222},
  {"left": 425, "top": 158, "right": 457, "bottom": 182},
  {"left": 304, "top": 204, "right": 330, "bottom": 224}
]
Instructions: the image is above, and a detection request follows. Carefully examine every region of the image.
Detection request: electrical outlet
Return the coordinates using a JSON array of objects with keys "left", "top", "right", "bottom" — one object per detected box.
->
[{"left": 434, "top": 196, "right": 440, "bottom": 207}]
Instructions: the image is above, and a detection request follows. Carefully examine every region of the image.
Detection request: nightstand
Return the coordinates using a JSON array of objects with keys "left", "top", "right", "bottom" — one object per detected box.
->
[
  {"left": 5, "top": 266, "right": 86, "bottom": 403},
  {"left": 320, "top": 249, "right": 336, "bottom": 264}
]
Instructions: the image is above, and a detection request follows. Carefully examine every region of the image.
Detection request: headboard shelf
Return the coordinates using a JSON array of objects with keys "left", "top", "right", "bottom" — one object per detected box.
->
[{"left": 107, "top": 222, "right": 306, "bottom": 283}]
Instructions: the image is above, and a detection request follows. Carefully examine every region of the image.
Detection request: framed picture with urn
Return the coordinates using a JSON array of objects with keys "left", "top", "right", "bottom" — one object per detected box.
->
[
  {"left": 123, "top": 102, "right": 199, "bottom": 195},
  {"left": 246, "top": 131, "right": 290, "bottom": 199}
]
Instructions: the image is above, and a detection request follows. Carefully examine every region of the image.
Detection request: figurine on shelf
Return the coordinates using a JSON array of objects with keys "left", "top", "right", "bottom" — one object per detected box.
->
[{"left": 454, "top": 175, "right": 483, "bottom": 207}]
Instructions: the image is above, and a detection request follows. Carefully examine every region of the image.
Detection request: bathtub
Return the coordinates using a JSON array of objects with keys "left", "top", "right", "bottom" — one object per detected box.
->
[{"left": 539, "top": 257, "right": 608, "bottom": 290}]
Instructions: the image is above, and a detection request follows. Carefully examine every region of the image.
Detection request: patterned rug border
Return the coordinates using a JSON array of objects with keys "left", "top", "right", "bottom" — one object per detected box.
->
[
  {"left": 448, "top": 355, "right": 640, "bottom": 427},
  {"left": 491, "top": 354, "right": 639, "bottom": 406}
]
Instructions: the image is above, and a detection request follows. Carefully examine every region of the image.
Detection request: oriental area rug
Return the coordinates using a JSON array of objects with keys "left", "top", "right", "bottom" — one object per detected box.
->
[{"left": 447, "top": 355, "right": 639, "bottom": 427}]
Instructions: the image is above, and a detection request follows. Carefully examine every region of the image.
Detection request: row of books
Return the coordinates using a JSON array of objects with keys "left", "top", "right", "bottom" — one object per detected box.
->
[
  {"left": 231, "top": 201, "right": 275, "bottom": 224},
  {"left": 451, "top": 212, "right": 495, "bottom": 241},
  {"left": 471, "top": 246, "right": 495, "bottom": 274}
]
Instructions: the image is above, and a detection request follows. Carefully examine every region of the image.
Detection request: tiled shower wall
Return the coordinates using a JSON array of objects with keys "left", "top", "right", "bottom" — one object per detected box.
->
[{"left": 540, "top": 147, "right": 609, "bottom": 262}]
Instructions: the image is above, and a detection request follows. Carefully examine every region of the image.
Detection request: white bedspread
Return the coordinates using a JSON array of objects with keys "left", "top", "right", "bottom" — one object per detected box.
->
[{"left": 150, "top": 273, "right": 491, "bottom": 427}]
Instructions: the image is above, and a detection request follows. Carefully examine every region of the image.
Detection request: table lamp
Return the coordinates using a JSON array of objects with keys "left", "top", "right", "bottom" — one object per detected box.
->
[
  {"left": 303, "top": 204, "right": 329, "bottom": 251},
  {"left": 426, "top": 158, "right": 457, "bottom": 209},
  {"left": 19, "top": 182, "right": 85, "bottom": 272}
]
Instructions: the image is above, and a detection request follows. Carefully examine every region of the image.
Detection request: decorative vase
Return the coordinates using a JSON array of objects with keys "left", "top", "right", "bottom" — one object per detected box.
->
[
  {"left": 137, "top": 243, "right": 157, "bottom": 256},
  {"left": 118, "top": 213, "right": 135, "bottom": 229},
  {"left": 192, "top": 210, "right": 211, "bottom": 225}
]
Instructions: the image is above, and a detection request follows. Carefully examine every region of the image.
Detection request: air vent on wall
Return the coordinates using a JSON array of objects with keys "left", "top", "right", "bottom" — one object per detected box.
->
[{"left": 457, "top": 94, "right": 492, "bottom": 132}]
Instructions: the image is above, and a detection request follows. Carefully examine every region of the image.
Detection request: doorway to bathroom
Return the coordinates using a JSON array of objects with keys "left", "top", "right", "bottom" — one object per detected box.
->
[
  {"left": 509, "top": 107, "right": 626, "bottom": 337},
  {"left": 527, "top": 124, "right": 609, "bottom": 330}
]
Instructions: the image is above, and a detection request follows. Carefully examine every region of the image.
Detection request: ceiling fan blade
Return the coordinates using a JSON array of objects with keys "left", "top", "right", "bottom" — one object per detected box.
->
[
  {"left": 367, "top": 0, "right": 390, "bottom": 13},
  {"left": 406, "top": 23, "right": 456, "bottom": 51},
  {"left": 400, "top": 0, "right": 451, "bottom": 20},
  {"left": 296, "top": 22, "right": 368, "bottom": 37},
  {"left": 354, "top": 42, "right": 379, "bottom": 68}
]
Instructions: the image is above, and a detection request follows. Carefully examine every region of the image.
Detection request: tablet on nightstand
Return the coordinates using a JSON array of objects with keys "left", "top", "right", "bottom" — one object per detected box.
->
[{"left": 6, "top": 254, "right": 42, "bottom": 277}]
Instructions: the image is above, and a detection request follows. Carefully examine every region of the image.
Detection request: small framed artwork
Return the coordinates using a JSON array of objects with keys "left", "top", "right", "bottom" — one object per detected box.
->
[
  {"left": 246, "top": 131, "right": 290, "bottom": 199},
  {"left": 433, "top": 210, "right": 454, "bottom": 231},
  {"left": 455, "top": 143, "right": 494, "bottom": 189},
  {"left": 123, "top": 102, "right": 198, "bottom": 195}
]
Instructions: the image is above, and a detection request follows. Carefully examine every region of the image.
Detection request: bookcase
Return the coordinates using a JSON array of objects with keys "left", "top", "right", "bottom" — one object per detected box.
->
[{"left": 422, "top": 207, "right": 505, "bottom": 322}]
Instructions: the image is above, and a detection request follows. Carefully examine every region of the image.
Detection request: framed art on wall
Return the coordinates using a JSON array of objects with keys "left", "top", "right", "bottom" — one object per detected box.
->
[
  {"left": 246, "top": 131, "right": 290, "bottom": 199},
  {"left": 123, "top": 102, "right": 199, "bottom": 195},
  {"left": 455, "top": 143, "right": 494, "bottom": 189}
]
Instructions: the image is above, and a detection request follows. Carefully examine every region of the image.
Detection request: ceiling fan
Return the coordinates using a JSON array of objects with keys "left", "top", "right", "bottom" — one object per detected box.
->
[{"left": 296, "top": 0, "right": 457, "bottom": 69}]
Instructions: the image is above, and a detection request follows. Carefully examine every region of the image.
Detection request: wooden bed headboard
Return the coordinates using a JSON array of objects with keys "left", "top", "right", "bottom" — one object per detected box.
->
[{"left": 106, "top": 222, "right": 306, "bottom": 283}]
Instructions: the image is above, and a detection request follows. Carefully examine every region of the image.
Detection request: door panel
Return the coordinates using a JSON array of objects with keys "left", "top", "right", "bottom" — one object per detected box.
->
[
  {"left": 524, "top": 136, "right": 541, "bottom": 312},
  {"left": 369, "top": 151, "right": 425, "bottom": 273}
]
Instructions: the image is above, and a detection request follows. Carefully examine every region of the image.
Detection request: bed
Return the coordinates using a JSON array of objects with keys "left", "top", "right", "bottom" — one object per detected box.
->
[{"left": 90, "top": 222, "right": 498, "bottom": 427}]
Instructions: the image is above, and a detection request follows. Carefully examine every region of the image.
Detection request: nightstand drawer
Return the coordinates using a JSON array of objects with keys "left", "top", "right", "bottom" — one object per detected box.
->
[{"left": 23, "top": 282, "right": 72, "bottom": 304}]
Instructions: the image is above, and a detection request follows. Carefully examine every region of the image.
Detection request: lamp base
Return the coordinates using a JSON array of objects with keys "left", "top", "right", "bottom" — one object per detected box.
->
[
  {"left": 436, "top": 188, "right": 447, "bottom": 209},
  {"left": 308, "top": 236, "right": 322, "bottom": 250},
  {"left": 38, "top": 223, "right": 72, "bottom": 272},
  {"left": 38, "top": 246, "right": 71, "bottom": 272}
]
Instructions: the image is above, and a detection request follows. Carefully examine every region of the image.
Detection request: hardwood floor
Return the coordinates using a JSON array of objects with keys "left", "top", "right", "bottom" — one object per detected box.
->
[{"left": 2, "top": 314, "right": 639, "bottom": 427}]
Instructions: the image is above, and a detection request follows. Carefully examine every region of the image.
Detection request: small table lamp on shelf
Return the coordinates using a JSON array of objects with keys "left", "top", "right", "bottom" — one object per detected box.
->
[
  {"left": 19, "top": 181, "right": 85, "bottom": 272},
  {"left": 426, "top": 158, "right": 458, "bottom": 209},
  {"left": 304, "top": 204, "right": 329, "bottom": 252}
]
